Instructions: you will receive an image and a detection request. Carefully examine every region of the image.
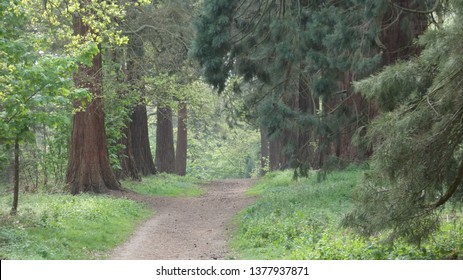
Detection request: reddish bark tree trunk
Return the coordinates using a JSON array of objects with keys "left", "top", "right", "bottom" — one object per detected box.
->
[
  {"left": 175, "top": 103, "right": 188, "bottom": 176},
  {"left": 329, "top": 1, "right": 428, "bottom": 165},
  {"left": 381, "top": 0, "right": 428, "bottom": 65},
  {"left": 155, "top": 107, "right": 176, "bottom": 173},
  {"left": 118, "top": 35, "right": 146, "bottom": 180},
  {"left": 130, "top": 104, "right": 157, "bottom": 176},
  {"left": 66, "top": 13, "right": 120, "bottom": 194}
]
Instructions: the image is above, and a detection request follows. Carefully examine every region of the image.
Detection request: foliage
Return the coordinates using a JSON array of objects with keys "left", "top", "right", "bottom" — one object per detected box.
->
[
  {"left": 231, "top": 168, "right": 463, "bottom": 260},
  {"left": 184, "top": 80, "right": 261, "bottom": 179},
  {"left": 344, "top": 0, "right": 463, "bottom": 244},
  {"left": 122, "top": 173, "right": 204, "bottom": 197},
  {"left": 0, "top": 193, "right": 151, "bottom": 259},
  {"left": 191, "top": 0, "right": 384, "bottom": 171},
  {"left": 0, "top": 0, "right": 78, "bottom": 146}
]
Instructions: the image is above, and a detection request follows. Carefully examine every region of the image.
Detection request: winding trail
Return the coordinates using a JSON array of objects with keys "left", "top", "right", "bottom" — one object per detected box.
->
[{"left": 110, "top": 179, "right": 256, "bottom": 260}]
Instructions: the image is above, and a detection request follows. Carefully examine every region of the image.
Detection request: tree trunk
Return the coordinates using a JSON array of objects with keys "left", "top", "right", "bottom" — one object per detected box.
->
[
  {"left": 269, "top": 138, "right": 282, "bottom": 171},
  {"left": 11, "top": 137, "right": 19, "bottom": 215},
  {"left": 296, "top": 72, "right": 313, "bottom": 175},
  {"left": 118, "top": 34, "right": 145, "bottom": 180},
  {"left": 380, "top": 0, "right": 428, "bottom": 66},
  {"left": 130, "top": 104, "right": 157, "bottom": 176},
  {"left": 175, "top": 103, "right": 188, "bottom": 176},
  {"left": 260, "top": 127, "right": 269, "bottom": 176},
  {"left": 155, "top": 106, "right": 176, "bottom": 173},
  {"left": 118, "top": 124, "right": 140, "bottom": 181},
  {"left": 66, "top": 13, "right": 120, "bottom": 194}
]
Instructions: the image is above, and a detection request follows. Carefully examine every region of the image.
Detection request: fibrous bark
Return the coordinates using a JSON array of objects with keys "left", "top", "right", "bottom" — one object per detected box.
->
[
  {"left": 66, "top": 13, "right": 120, "bottom": 194},
  {"left": 175, "top": 103, "right": 187, "bottom": 176},
  {"left": 131, "top": 104, "right": 157, "bottom": 176},
  {"left": 155, "top": 107, "right": 175, "bottom": 173}
]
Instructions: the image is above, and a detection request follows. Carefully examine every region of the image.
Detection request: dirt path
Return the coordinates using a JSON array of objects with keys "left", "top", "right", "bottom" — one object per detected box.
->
[{"left": 110, "top": 179, "right": 256, "bottom": 260}]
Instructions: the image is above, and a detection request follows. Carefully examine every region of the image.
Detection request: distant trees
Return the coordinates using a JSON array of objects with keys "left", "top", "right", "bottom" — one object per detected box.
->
[
  {"left": 191, "top": 0, "right": 383, "bottom": 175},
  {"left": 1, "top": 0, "right": 264, "bottom": 207},
  {"left": 175, "top": 103, "right": 188, "bottom": 176},
  {"left": 191, "top": 0, "right": 439, "bottom": 176}
]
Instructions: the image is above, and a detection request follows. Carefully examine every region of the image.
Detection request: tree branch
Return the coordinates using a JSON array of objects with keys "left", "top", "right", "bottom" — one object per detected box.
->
[
  {"left": 123, "top": 25, "right": 189, "bottom": 52},
  {"left": 389, "top": 0, "right": 440, "bottom": 15},
  {"left": 425, "top": 159, "right": 463, "bottom": 210}
]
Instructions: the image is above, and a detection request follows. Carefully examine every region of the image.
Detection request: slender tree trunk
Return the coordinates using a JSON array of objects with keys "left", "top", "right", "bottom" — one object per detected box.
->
[
  {"left": 42, "top": 124, "right": 49, "bottom": 186},
  {"left": 131, "top": 104, "right": 157, "bottom": 176},
  {"left": 269, "top": 138, "right": 282, "bottom": 171},
  {"left": 175, "top": 103, "right": 188, "bottom": 176},
  {"left": 11, "top": 137, "right": 19, "bottom": 215},
  {"left": 260, "top": 127, "right": 269, "bottom": 176},
  {"left": 155, "top": 107, "right": 176, "bottom": 173},
  {"left": 297, "top": 72, "right": 313, "bottom": 175},
  {"left": 118, "top": 124, "right": 140, "bottom": 181},
  {"left": 66, "top": 13, "right": 120, "bottom": 194}
]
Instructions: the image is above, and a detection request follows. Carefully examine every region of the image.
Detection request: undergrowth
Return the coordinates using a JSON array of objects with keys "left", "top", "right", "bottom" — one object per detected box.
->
[
  {"left": 122, "top": 173, "right": 204, "bottom": 197},
  {"left": 231, "top": 167, "right": 463, "bottom": 260},
  {"left": 0, "top": 193, "right": 151, "bottom": 260}
]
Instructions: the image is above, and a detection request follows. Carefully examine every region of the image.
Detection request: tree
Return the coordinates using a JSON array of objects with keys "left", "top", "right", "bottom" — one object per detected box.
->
[
  {"left": 1, "top": 0, "right": 77, "bottom": 211},
  {"left": 344, "top": 0, "right": 461, "bottom": 244},
  {"left": 130, "top": 104, "right": 157, "bottom": 176},
  {"left": 155, "top": 106, "right": 176, "bottom": 173},
  {"left": 66, "top": 3, "right": 121, "bottom": 194},
  {"left": 175, "top": 102, "right": 188, "bottom": 176},
  {"left": 191, "top": 0, "right": 384, "bottom": 175},
  {"left": 121, "top": 0, "right": 195, "bottom": 176},
  {"left": 23, "top": 0, "right": 150, "bottom": 193}
]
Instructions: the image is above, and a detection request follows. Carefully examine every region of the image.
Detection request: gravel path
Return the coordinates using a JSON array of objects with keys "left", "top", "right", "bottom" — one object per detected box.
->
[{"left": 110, "top": 179, "right": 256, "bottom": 260}]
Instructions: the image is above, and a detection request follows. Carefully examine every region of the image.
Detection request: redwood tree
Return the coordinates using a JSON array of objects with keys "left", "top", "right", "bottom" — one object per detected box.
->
[
  {"left": 66, "top": 13, "right": 120, "bottom": 194},
  {"left": 130, "top": 104, "right": 157, "bottom": 176},
  {"left": 118, "top": 34, "right": 156, "bottom": 179},
  {"left": 175, "top": 102, "right": 188, "bottom": 176},
  {"left": 155, "top": 107, "right": 176, "bottom": 173}
]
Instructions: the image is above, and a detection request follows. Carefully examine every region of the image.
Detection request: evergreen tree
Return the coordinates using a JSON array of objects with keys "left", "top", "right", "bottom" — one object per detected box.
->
[
  {"left": 344, "top": 0, "right": 462, "bottom": 244},
  {"left": 191, "top": 0, "right": 384, "bottom": 174}
]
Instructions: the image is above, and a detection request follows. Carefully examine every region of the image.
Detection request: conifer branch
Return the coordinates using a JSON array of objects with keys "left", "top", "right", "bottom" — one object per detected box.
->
[
  {"left": 425, "top": 159, "right": 463, "bottom": 210},
  {"left": 388, "top": 0, "right": 440, "bottom": 15}
]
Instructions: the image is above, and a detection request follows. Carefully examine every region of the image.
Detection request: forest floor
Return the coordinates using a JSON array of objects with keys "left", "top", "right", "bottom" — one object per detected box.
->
[{"left": 109, "top": 179, "right": 256, "bottom": 260}]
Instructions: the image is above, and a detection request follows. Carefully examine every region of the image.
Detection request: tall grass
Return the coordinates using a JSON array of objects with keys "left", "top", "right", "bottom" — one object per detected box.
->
[
  {"left": 231, "top": 167, "right": 463, "bottom": 259},
  {"left": 0, "top": 193, "right": 151, "bottom": 259}
]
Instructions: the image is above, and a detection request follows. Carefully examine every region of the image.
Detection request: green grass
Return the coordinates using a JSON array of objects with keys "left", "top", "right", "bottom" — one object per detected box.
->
[
  {"left": 122, "top": 173, "right": 204, "bottom": 197},
  {"left": 231, "top": 167, "right": 463, "bottom": 260},
  {"left": 0, "top": 173, "right": 202, "bottom": 259},
  {"left": 0, "top": 193, "right": 151, "bottom": 259}
]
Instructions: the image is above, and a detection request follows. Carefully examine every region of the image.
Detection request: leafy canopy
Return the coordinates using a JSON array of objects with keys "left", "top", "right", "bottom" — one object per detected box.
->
[{"left": 0, "top": 0, "right": 78, "bottom": 146}]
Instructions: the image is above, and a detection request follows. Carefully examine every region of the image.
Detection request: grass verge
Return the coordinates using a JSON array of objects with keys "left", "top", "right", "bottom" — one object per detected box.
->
[
  {"left": 122, "top": 173, "right": 204, "bottom": 197},
  {"left": 0, "top": 193, "right": 151, "bottom": 259},
  {"left": 231, "top": 167, "right": 463, "bottom": 259}
]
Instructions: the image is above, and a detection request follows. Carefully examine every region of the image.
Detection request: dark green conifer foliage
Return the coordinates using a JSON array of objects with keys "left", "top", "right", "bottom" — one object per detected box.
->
[
  {"left": 344, "top": 0, "right": 463, "bottom": 244},
  {"left": 191, "top": 0, "right": 238, "bottom": 92},
  {"left": 191, "top": 0, "right": 384, "bottom": 173}
]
